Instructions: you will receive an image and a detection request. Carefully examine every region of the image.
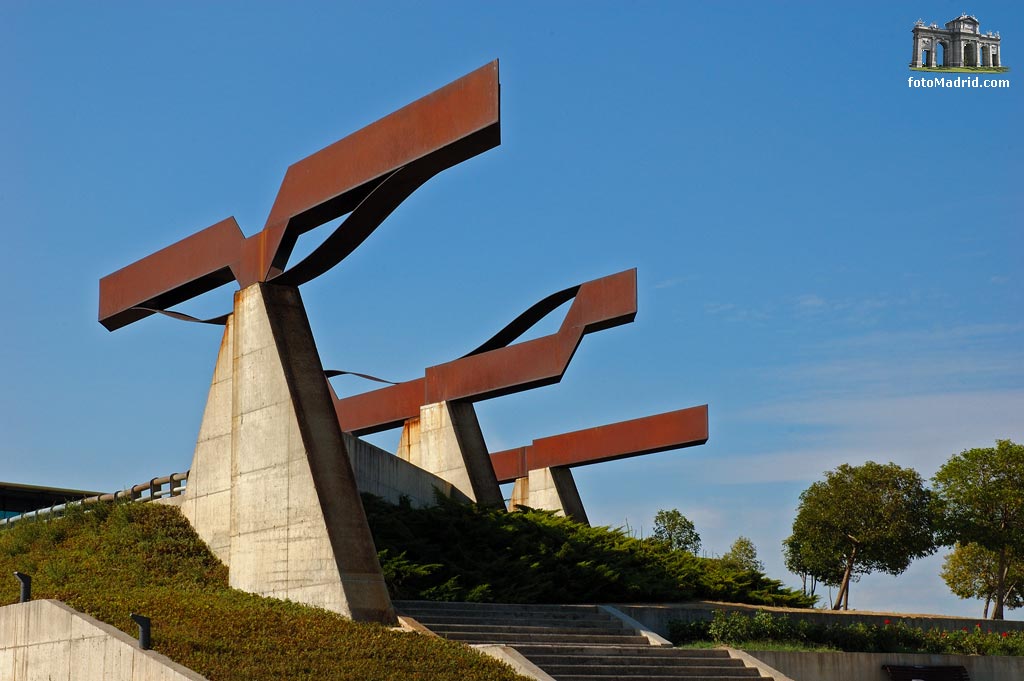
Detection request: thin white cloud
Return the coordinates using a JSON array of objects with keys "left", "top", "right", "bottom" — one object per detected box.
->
[
  {"left": 704, "top": 301, "right": 771, "bottom": 322},
  {"left": 796, "top": 293, "right": 826, "bottom": 309},
  {"left": 712, "top": 390, "right": 1024, "bottom": 484}
]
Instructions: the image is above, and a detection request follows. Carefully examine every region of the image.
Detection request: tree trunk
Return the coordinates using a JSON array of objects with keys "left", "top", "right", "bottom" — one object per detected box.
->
[
  {"left": 833, "top": 549, "right": 856, "bottom": 610},
  {"left": 983, "top": 597, "right": 990, "bottom": 619},
  {"left": 993, "top": 547, "right": 1008, "bottom": 620}
]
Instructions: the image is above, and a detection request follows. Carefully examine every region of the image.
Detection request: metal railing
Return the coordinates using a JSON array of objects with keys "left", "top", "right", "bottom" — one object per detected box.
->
[{"left": 0, "top": 472, "right": 189, "bottom": 527}]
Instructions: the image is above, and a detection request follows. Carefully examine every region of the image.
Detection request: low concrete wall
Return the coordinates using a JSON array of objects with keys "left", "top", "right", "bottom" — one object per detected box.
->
[
  {"left": 0, "top": 599, "right": 207, "bottom": 680},
  {"left": 344, "top": 433, "right": 471, "bottom": 508},
  {"left": 612, "top": 602, "right": 1024, "bottom": 638},
  {"left": 746, "top": 649, "right": 1024, "bottom": 681}
]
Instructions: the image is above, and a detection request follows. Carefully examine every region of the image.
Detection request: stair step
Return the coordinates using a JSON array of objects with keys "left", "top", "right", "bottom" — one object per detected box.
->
[
  {"left": 394, "top": 600, "right": 601, "bottom": 613},
  {"left": 528, "top": 656, "right": 747, "bottom": 668},
  {"left": 541, "top": 665, "right": 763, "bottom": 677},
  {"left": 426, "top": 623, "right": 629, "bottom": 636},
  {"left": 406, "top": 614, "right": 622, "bottom": 628},
  {"left": 513, "top": 646, "right": 731, "bottom": 659},
  {"left": 444, "top": 632, "right": 650, "bottom": 644},
  {"left": 557, "top": 675, "right": 770, "bottom": 679}
]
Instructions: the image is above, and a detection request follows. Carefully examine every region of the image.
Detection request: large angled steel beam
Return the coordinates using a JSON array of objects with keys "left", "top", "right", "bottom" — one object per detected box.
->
[
  {"left": 490, "top": 405, "right": 709, "bottom": 484},
  {"left": 332, "top": 268, "right": 637, "bottom": 435},
  {"left": 99, "top": 61, "right": 500, "bottom": 331}
]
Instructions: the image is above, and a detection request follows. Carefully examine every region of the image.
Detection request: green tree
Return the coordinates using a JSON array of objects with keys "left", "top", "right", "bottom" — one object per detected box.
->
[
  {"left": 784, "top": 461, "right": 936, "bottom": 610},
  {"left": 722, "top": 536, "right": 764, "bottom": 572},
  {"left": 652, "top": 509, "right": 701, "bottom": 554},
  {"left": 940, "top": 542, "right": 1023, "bottom": 618},
  {"left": 933, "top": 439, "right": 1024, "bottom": 619}
]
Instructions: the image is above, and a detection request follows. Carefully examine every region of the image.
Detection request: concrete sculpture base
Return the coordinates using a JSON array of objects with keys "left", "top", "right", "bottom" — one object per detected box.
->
[
  {"left": 395, "top": 401, "right": 504, "bottom": 506},
  {"left": 178, "top": 283, "right": 393, "bottom": 622},
  {"left": 509, "top": 467, "right": 589, "bottom": 524}
]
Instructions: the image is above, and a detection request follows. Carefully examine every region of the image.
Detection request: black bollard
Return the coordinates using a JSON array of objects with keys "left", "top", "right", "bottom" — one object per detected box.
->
[
  {"left": 130, "top": 613, "right": 151, "bottom": 650},
  {"left": 13, "top": 572, "right": 31, "bottom": 603}
]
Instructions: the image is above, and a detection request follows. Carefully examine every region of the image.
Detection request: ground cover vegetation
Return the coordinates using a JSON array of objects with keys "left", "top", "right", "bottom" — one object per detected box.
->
[
  {"left": 783, "top": 440, "right": 1024, "bottom": 618},
  {"left": 364, "top": 493, "right": 814, "bottom": 607},
  {"left": 669, "top": 609, "right": 1024, "bottom": 656},
  {"left": 0, "top": 502, "right": 528, "bottom": 681}
]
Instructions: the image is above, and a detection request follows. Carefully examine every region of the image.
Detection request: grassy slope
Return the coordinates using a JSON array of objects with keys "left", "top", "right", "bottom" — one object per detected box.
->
[{"left": 0, "top": 502, "right": 526, "bottom": 681}]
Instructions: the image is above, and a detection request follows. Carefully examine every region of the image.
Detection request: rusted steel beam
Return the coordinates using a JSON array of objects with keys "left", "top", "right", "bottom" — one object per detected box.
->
[
  {"left": 260, "top": 62, "right": 500, "bottom": 282},
  {"left": 489, "top": 405, "right": 709, "bottom": 484},
  {"left": 333, "top": 269, "right": 637, "bottom": 435},
  {"left": 99, "top": 61, "right": 501, "bottom": 331},
  {"left": 98, "top": 218, "right": 245, "bottom": 330}
]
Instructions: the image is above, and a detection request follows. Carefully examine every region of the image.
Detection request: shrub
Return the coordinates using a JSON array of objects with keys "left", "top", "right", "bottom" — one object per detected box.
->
[
  {"left": 363, "top": 494, "right": 815, "bottom": 608},
  {"left": 668, "top": 609, "right": 1024, "bottom": 656}
]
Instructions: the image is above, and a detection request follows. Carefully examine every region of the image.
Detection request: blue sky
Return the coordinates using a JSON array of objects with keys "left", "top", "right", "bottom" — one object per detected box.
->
[{"left": 2, "top": 2, "right": 1021, "bottom": 617}]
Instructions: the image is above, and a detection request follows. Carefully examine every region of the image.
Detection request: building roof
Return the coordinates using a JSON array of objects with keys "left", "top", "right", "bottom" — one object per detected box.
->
[
  {"left": 947, "top": 14, "right": 980, "bottom": 26},
  {"left": 0, "top": 481, "right": 104, "bottom": 515}
]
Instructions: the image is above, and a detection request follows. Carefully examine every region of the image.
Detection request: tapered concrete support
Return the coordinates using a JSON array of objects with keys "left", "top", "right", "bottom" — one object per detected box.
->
[
  {"left": 179, "top": 283, "right": 393, "bottom": 623},
  {"left": 509, "top": 466, "right": 589, "bottom": 525},
  {"left": 178, "top": 318, "right": 235, "bottom": 564},
  {"left": 395, "top": 401, "right": 504, "bottom": 506}
]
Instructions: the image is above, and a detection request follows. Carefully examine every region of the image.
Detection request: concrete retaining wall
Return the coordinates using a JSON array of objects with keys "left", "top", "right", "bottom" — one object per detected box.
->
[
  {"left": 343, "top": 433, "right": 471, "bottom": 508},
  {"left": 0, "top": 599, "right": 206, "bottom": 680},
  {"left": 745, "top": 649, "right": 1024, "bottom": 681}
]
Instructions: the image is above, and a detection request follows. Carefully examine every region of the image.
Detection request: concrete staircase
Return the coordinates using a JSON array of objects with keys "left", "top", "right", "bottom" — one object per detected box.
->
[{"left": 393, "top": 601, "right": 774, "bottom": 681}]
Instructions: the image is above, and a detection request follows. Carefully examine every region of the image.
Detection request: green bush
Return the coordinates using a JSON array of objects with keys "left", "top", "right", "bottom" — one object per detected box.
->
[
  {"left": 365, "top": 494, "right": 814, "bottom": 608},
  {"left": 669, "top": 609, "right": 1024, "bottom": 656},
  {"left": 667, "top": 618, "right": 710, "bottom": 643}
]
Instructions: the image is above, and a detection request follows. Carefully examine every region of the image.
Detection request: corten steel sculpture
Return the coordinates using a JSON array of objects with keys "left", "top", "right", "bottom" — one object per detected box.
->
[
  {"left": 329, "top": 268, "right": 709, "bottom": 522},
  {"left": 98, "top": 62, "right": 501, "bottom": 623},
  {"left": 491, "top": 406, "right": 708, "bottom": 524},
  {"left": 329, "top": 269, "right": 637, "bottom": 506}
]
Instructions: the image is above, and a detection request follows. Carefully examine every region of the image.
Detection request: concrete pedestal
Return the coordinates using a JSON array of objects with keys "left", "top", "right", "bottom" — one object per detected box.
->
[
  {"left": 395, "top": 401, "right": 504, "bottom": 506},
  {"left": 179, "top": 283, "right": 393, "bottom": 623},
  {"left": 509, "top": 466, "right": 589, "bottom": 525}
]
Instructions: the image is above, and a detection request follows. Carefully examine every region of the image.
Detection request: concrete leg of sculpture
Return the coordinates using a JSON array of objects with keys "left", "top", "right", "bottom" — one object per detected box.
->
[
  {"left": 178, "top": 318, "right": 235, "bottom": 564},
  {"left": 510, "top": 467, "right": 589, "bottom": 525},
  {"left": 395, "top": 401, "right": 504, "bottom": 506},
  {"left": 182, "top": 283, "right": 393, "bottom": 623}
]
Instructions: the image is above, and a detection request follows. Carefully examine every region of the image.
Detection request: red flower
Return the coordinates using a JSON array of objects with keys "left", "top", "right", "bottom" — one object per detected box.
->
[
  {"left": 1002, "top": 632, "right": 1009, "bottom": 638},
  {"left": 884, "top": 619, "right": 891, "bottom": 625},
  {"left": 976, "top": 623, "right": 982, "bottom": 628}
]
